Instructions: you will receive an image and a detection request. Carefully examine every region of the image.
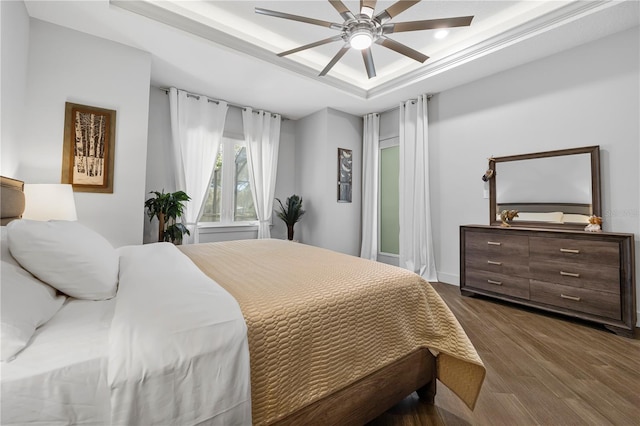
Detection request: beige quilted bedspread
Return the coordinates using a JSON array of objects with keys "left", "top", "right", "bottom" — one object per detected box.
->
[{"left": 180, "top": 239, "right": 485, "bottom": 424}]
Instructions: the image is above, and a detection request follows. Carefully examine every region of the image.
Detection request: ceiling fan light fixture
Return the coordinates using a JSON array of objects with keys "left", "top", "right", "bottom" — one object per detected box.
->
[{"left": 349, "top": 30, "right": 373, "bottom": 50}]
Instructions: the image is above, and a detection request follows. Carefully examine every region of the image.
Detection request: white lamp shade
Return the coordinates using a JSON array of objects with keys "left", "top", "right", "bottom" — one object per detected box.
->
[{"left": 22, "top": 184, "right": 78, "bottom": 221}]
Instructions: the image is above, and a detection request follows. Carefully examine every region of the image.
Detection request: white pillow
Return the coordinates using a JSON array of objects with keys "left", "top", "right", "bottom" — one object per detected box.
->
[
  {"left": 1, "top": 260, "right": 66, "bottom": 361},
  {"left": 1, "top": 226, "right": 18, "bottom": 267},
  {"left": 7, "top": 220, "right": 119, "bottom": 300}
]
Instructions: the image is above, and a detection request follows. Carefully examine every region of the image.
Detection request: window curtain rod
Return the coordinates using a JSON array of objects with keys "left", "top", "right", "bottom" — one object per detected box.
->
[
  {"left": 158, "top": 86, "right": 288, "bottom": 120},
  {"left": 374, "top": 94, "right": 434, "bottom": 117}
]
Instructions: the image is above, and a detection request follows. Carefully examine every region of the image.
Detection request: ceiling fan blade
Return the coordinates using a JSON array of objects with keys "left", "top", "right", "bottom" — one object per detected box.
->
[
  {"left": 376, "top": 36, "right": 429, "bottom": 63},
  {"left": 375, "top": 0, "right": 420, "bottom": 23},
  {"left": 383, "top": 16, "right": 474, "bottom": 33},
  {"left": 278, "top": 35, "right": 345, "bottom": 57},
  {"left": 255, "top": 8, "right": 343, "bottom": 30},
  {"left": 360, "top": 0, "right": 377, "bottom": 17},
  {"left": 362, "top": 47, "right": 376, "bottom": 79},
  {"left": 319, "top": 44, "right": 350, "bottom": 76},
  {"left": 329, "top": 0, "right": 355, "bottom": 20}
]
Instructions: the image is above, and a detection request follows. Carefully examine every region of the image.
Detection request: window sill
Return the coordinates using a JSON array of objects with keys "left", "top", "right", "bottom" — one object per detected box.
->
[{"left": 197, "top": 222, "right": 267, "bottom": 234}]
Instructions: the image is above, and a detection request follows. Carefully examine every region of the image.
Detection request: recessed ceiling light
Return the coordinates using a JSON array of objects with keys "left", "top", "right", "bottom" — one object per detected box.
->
[{"left": 434, "top": 30, "right": 449, "bottom": 39}]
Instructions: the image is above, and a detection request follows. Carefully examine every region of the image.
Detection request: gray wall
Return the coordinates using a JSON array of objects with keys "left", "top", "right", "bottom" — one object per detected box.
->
[
  {"left": 378, "top": 27, "right": 639, "bottom": 324},
  {"left": 7, "top": 18, "right": 151, "bottom": 247},
  {"left": 295, "top": 108, "right": 362, "bottom": 255},
  {"left": 430, "top": 27, "right": 639, "bottom": 289},
  {"left": 1, "top": 0, "right": 30, "bottom": 178}
]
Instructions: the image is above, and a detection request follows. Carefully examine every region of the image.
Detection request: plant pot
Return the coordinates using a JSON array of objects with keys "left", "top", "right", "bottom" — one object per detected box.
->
[{"left": 287, "top": 225, "right": 294, "bottom": 241}]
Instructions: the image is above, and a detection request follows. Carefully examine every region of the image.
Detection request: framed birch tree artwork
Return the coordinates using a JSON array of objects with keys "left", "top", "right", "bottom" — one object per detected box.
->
[
  {"left": 337, "top": 148, "right": 352, "bottom": 203},
  {"left": 61, "top": 102, "right": 116, "bottom": 193}
]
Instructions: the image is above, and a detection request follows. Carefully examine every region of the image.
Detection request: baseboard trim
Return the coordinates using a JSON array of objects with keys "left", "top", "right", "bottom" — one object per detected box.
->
[
  {"left": 377, "top": 253, "right": 399, "bottom": 266},
  {"left": 436, "top": 272, "right": 459, "bottom": 286}
]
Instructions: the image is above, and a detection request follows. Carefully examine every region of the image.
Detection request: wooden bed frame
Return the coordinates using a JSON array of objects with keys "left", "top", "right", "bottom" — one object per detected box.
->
[
  {"left": 0, "top": 176, "right": 25, "bottom": 225},
  {"left": 276, "top": 348, "right": 436, "bottom": 425}
]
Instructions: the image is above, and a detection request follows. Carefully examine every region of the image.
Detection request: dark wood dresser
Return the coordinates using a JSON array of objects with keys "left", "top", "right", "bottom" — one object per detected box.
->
[{"left": 460, "top": 225, "right": 636, "bottom": 337}]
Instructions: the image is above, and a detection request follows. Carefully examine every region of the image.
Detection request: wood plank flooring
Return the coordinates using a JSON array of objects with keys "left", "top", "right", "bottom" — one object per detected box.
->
[{"left": 369, "top": 282, "right": 640, "bottom": 426}]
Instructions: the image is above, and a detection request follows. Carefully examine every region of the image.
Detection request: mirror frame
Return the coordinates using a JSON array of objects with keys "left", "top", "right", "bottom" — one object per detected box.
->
[{"left": 489, "top": 145, "right": 601, "bottom": 230}]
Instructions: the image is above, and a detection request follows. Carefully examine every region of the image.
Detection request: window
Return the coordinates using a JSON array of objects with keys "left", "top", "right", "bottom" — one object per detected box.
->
[
  {"left": 200, "top": 137, "right": 257, "bottom": 224},
  {"left": 379, "top": 139, "right": 399, "bottom": 255}
]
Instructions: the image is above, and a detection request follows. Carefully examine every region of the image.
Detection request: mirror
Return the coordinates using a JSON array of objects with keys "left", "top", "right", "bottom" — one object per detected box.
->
[{"left": 489, "top": 145, "right": 601, "bottom": 230}]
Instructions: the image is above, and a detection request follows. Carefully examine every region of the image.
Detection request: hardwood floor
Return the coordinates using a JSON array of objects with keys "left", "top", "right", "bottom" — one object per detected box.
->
[{"left": 369, "top": 282, "right": 640, "bottom": 426}]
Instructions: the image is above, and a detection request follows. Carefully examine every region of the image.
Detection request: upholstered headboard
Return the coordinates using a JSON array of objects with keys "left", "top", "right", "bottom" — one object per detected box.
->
[{"left": 1, "top": 176, "right": 25, "bottom": 225}]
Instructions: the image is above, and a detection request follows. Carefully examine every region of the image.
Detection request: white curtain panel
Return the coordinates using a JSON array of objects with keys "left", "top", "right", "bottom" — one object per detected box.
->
[
  {"left": 242, "top": 108, "right": 281, "bottom": 239},
  {"left": 169, "top": 88, "right": 228, "bottom": 244},
  {"left": 360, "top": 113, "right": 380, "bottom": 260},
  {"left": 398, "top": 95, "right": 437, "bottom": 281}
]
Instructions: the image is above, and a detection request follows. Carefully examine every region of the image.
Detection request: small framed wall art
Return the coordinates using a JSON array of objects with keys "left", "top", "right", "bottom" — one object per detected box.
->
[
  {"left": 61, "top": 102, "right": 116, "bottom": 193},
  {"left": 337, "top": 147, "right": 352, "bottom": 203}
]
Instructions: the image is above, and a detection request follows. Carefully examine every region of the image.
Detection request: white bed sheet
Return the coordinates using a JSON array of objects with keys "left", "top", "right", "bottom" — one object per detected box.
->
[
  {"left": 109, "top": 243, "right": 251, "bottom": 426},
  {"left": 1, "top": 298, "right": 115, "bottom": 425},
  {"left": 1, "top": 242, "right": 251, "bottom": 426}
]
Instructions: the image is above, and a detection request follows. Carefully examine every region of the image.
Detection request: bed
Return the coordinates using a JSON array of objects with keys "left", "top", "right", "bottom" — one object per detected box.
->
[{"left": 0, "top": 176, "right": 485, "bottom": 425}]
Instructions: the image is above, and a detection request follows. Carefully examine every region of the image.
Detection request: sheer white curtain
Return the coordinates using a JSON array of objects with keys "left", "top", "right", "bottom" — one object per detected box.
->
[
  {"left": 242, "top": 108, "right": 281, "bottom": 239},
  {"left": 399, "top": 94, "right": 437, "bottom": 281},
  {"left": 169, "top": 87, "right": 228, "bottom": 244},
  {"left": 360, "top": 113, "right": 379, "bottom": 260}
]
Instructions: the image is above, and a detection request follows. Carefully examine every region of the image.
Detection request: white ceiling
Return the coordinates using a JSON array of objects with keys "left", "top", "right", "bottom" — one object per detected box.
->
[{"left": 24, "top": 0, "right": 640, "bottom": 119}]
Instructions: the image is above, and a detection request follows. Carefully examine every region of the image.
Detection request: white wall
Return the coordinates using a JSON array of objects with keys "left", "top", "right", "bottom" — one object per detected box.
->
[
  {"left": 0, "top": 0, "right": 30, "bottom": 177},
  {"left": 144, "top": 86, "right": 296, "bottom": 243},
  {"left": 295, "top": 108, "right": 362, "bottom": 255},
  {"left": 15, "top": 19, "right": 151, "bottom": 247}
]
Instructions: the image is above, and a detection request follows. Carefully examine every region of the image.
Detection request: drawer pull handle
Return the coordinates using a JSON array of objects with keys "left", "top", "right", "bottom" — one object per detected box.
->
[
  {"left": 560, "top": 271, "right": 580, "bottom": 278},
  {"left": 560, "top": 294, "right": 581, "bottom": 302},
  {"left": 487, "top": 279, "right": 503, "bottom": 286},
  {"left": 487, "top": 241, "right": 501, "bottom": 246},
  {"left": 560, "top": 248, "right": 580, "bottom": 254},
  {"left": 487, "top": 260, "right": 502, "bottom": 266}
]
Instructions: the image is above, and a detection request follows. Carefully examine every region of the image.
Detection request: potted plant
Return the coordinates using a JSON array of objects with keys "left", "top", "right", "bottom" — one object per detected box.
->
[
  {"left": 275, "top": 194, "right": 305, "bottom": 241},
  {"left": 144, "top": 190, "right": 191, "bottom": 244}
]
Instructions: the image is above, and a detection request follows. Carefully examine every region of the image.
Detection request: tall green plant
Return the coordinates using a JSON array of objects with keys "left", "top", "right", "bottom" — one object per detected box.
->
[
  {"left": 144, "top": 190, "right": 191, "bottom": 244},
  {"left": 275, "top": 194, "right": 305, "bottom": 241}
]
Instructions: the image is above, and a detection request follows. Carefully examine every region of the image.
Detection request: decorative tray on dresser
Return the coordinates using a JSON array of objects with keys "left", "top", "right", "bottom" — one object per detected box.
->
[{"left": 460, "top": 225, "right": 636, "bottom": 337}]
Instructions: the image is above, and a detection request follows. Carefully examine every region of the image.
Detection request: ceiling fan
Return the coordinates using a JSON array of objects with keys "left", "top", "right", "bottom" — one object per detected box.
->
[{"left": 256, "top": 0, "right": 474, "bottom": 79}]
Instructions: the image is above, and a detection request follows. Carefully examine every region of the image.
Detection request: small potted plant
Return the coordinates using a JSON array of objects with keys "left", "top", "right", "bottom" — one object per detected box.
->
[
  {"left": 275, "top": 194, "right": 305, "bottom": 241},
  {"left": 144, "top": 190, "right": 191, "bottom": 244}
]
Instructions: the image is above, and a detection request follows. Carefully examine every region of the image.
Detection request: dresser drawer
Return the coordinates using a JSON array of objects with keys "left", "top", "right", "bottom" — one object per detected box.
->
[
  {"left": 465, "top": 232, "right": 529, "bottom": 259},
  {"left": 465, "top": 269, "right": 529, "bottom": 299},
  {"left": 529, "top": 236, "right": 619, "bottom": 267},
  {"left": 466, "top": 256, "right": 529, "bottom": 277},
  {"left": 530, "top": 280, "right": 621, "bottom": 320},
  {"left": 529, "top": 259, "right": 620, "bottom": 294}
]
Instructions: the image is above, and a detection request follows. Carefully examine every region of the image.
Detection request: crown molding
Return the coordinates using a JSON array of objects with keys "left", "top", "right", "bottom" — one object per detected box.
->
[
  {"left": 111, "top": 0, "right": 617, "bottom": 100},
  {"left": 367, "top": 0, "right": 615, "bottom": 99},
  {"left": 110, "top": 0, "right": 367, "bottom": 98}
]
